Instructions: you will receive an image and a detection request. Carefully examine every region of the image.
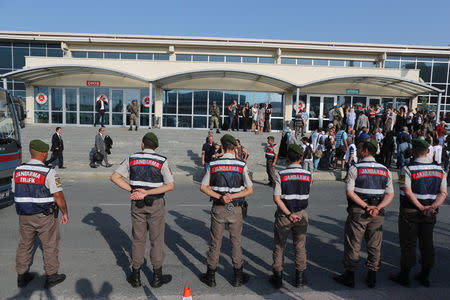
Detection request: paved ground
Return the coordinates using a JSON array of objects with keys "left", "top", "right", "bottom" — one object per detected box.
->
[{"left": 1, "top": 179, "right": 449, "bottom": 299}]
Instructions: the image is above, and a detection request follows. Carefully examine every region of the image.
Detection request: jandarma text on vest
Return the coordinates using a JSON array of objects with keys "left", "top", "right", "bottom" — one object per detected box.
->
[
  {"left": 412, "top": 170, "right": 444, "bottom": 180},
  {"left": 358, "top": 168, "right": 388, "bottom": 177},
  {"left": 211, "top": 165, "right": 243, "bottom": 173},
  {"left": 281, "top": 174, "right": 311, "bottom": 182},
  {"left": 15, "top": 171, "right": 45, "bottom": 184},
  {"left": 130, "top": 159, "right": 162, "bottom": 169}
]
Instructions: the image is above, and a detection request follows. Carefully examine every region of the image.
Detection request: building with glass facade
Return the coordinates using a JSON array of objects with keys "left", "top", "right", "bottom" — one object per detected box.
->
[{"left": 1, "top": 31, "right": 449, "bottom": 131}]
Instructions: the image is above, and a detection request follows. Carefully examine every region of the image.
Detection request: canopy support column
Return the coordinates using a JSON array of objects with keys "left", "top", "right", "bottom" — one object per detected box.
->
[
  {"left": 2, "top": 78, "right": 6, "bottom": 90},
  {"left": 149, "top": 82, "right": 153, "bottom": 128},
  {"left": 437, "top": 92, "right": 442, "bottom": 123}
]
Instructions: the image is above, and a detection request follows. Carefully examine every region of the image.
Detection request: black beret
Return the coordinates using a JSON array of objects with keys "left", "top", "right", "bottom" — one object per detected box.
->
[
  {"left": 221, "top": 134, "right": 237, "bottom": 146},
  {"left": 288, "top": 144, "right": 304, "bottom": 156},
  {"left": 412, "top": 139, "right": 430, "bottom": 149},
  {"left": 143, "top": 132, "right": 159, "bottom": 148}
]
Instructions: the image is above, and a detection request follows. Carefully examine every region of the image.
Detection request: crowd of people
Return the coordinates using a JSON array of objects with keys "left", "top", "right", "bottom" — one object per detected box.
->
[
  {"left": 284, "top": 104, "right": 450, "bottom": 178},
  {"left": 210, "top": 100, "right": 273, "bottom": 134}
]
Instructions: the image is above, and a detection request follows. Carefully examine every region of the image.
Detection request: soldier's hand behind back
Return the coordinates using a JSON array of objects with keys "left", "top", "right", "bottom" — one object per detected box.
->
[
  {"left": 131, "top": 189, "right": 147, "bottom": 200},
  {"left": 60, "top": 214, "right": 69, "bottom": 224}
]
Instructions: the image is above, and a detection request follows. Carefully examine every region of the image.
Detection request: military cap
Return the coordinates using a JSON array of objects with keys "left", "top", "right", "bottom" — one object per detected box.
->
[
  {"left": 412, "top": 139, "right": 430, "bottom": 149},
  {"left": 366, "top": 138, "right": 378, "bottom": 151},
  {"left": 143, "top": 132, "right": 159, "bottom": 148},
  {"left": 29, "top": 139, "right": 49, "bottom": 153},
  {"left": 267, "top": 136, "right": 275, "bottom": 141},
  {"left": 221, "top": 134, "right": 237, "bottom": 146},
  {"left": 288, "top": 144, "right": 304, "bottom": 156}
]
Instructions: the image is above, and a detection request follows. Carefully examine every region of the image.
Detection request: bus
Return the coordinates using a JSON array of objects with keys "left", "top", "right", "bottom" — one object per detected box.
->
[{"left": 0, "top": 88, "right": 22, "bottom": 208}]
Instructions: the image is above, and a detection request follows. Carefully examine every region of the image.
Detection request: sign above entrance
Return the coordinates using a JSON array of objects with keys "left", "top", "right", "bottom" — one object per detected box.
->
[
  {"left": 86, "top": 80, "right": 101, "bottom": 87},
  {"left": 346, "top": 89, "right": 360, "bottom": 95},
  {"left": 296, "top": 100, "right": 305, "bottom": 112},
  {"left": 142, "top": 95, "right": 151, "bottom": 108},
  {"left": 35, "top": 93, "right": 48, "bottom": 105},
  {"left": 96, "top": 94, "right": 109, "bottom": 103}
]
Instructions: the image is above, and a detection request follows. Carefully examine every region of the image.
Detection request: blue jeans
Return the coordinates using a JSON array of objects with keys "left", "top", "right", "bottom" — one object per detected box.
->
[{"left": 313, "top": 157, "right": 320, "bottom": 170}]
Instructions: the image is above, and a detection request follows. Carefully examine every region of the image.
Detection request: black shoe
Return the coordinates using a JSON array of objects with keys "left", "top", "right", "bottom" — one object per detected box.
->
[
  {"left": 150, "top": 267, "right": 172, "bottom": 288},
  {"left": 295, "top": 270, "right": 307, "bottom": 287},
  {"left": 135, "top": 127, "right": 138, "bottom": 131},
  {"left": 17, "top": 272, "right": 35, "bottom": 288},
  {"left": 105, "top": 164, "right": 113, "bottom": 168},
  {"left": 128, "top": 127, "right": 132, "bottom": 131},
  {"left": 127, "top": 268, "right": 141, "bottom": 288},
  {"left": 415, "top": 269, "right": 431, "bottom": 287},
  {"left": 44, "top": 161, "right": 50, "bottom": 166},
  {"left": 200, "top": 268, "right": 216, "bottom": 287},
  {"left": 366, "top": 270, "right": 376, "bottom": 288},
  {"left": 269, "top": 270, "right": 282, "bottom": 289},
  {"left": 390, "top": 269, "right": 411, "bottom": 287},
  {"left": 232, "top": 267, "right": 249, "bottom": 287},
  {"left": 216, "top": 129, "right": 220, "bottom": 134},
  {"left": 44, "top": 273, "right": 66, "bottom": 289},
  {"left": 333, "top": 270, "right": 355, "bottom": 288}
]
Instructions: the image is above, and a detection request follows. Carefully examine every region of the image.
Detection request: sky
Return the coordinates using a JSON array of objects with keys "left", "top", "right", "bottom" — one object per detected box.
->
[{"left": 1, "top": 0, "right": 449, "bottom": 46}]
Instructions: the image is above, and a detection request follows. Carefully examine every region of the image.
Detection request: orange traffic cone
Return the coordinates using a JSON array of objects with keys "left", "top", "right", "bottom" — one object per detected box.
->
[{"left": 183, "top": 284, "right": 192, "bottom": 300}]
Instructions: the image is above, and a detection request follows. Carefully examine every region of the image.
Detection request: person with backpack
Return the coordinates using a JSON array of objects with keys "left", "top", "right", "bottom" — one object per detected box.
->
[
  {"left": 397, "top": 136, "right": 412, "bottom": 173},
  {"left": 301, "top": 137, "right": 314, "bottom": 173}
]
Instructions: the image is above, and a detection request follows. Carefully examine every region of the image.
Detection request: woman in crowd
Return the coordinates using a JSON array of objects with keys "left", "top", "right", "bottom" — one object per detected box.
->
[
  {"left": 227, "top": 101, "right": 235, "bottom": 131},
  {"left": 235, "top": 139, "right": 248, "bottom": 162},
  {"left": 251, "top": 103, "right": 258, "bottom": 133},
  {"left": 257, "top": 103, "right": 265, "bottom": 136},
  {"left": 346, "top": 108, "right": 356, "bottom": 130}
]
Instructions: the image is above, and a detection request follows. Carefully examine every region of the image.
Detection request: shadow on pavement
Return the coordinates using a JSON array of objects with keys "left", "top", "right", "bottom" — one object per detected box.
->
[
  {"left": 75, "top": 278, "right": 113, "bottom": 299},
  {"left": 6, "top": 274, "right": 55, "bottom": 300},
  {"left": 175, "top": 165, "right": 204, "bottom": 183}
]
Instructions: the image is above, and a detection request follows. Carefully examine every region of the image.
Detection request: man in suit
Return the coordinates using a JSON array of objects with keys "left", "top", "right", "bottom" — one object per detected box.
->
[
  {"left": 95, "top": 127, "right": 112, "bottom": 167},
  {"left": 94, "top": 95, "right": 107, "bottom": 127},
  {"left": 46, "top": 127, "right": 65, "bottom": 169}
]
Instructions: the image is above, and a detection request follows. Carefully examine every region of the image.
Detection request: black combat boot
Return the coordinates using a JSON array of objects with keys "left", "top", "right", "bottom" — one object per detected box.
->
[
  {"left": 126, "top": 267, "right": 141, "bottom": 288},
  {"left": 415, "top": 268, "right": 431, "bottom": 287},
  {"left": 295, "top": 270, "right": 308, "bottom": 287},
  {"left": 269, "top": 270, "right": 282, "bottom": 289},
  {"left": 366, "top": 270, "right": 376, "bottom": 288},
  {"left": 128, "top": 127, "right": 132, "bottom": 131},
  {"left": 44, "top": 273, "right": 66, "bottom": 289},
  {"left": 17, "top": 272, "right": 35, "bottom": 288},
  {"left": 216, "top": 129, "right": 220, "bottom": 134},
  {"left": 200, "top": 267, "right": 216, "bottom": 287},
  {"left": 150, "top": 267, "right": 172, "bottom": 288},
  {"left": 390, "top": 268, "right": 411, "bottom": 287},
  {"left": 135, "top": 126, "right": 138, "bottom": 131},
  {"left": 333, "top": 270, "right": 355, "bottom": 288},
  {"left": 232, "top": 267, "right": 250, "bottom": 287}
]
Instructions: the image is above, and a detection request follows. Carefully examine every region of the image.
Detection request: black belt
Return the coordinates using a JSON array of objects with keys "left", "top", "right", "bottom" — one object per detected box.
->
[{"left": 213, "top": 201, "right": 244, "bottom": 207}]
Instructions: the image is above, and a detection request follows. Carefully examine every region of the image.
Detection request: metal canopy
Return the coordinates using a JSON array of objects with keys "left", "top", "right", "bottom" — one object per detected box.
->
[
  {"left": 1, "top": 65, "right": 149, "bottom": 83},
  {"left": 153, "top": 69, "right": 298, "bottom": 90},
  {"left": 301, "top": 75, "right": 443, "bottom": 96}
]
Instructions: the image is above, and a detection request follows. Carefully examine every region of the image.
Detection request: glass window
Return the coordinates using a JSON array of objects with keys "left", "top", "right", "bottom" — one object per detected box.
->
[
  {"left": 385, "top": 60, "right": 399, "bottom": 68},
  {"left": 121, "top": 53, "right": 136, "bottom": 59},
  {"left": 224, "top": 91, "right": 239, "bottom": 108},
  {"left": 105, "top": 52, "right": 120, "bottom": 59},
  {"left": 417, "top": 62, "right": 432, "bottom": 82},
  {"left": 0, "top": 47, "right": 12, "bottom": 69},
  {"left": 362, "top": 61, "right": 377, "bottom": 68},
  {"left": 154, "top": 53, "right": 169, "bottom": 60},
  {"left": 66, "top": 112, "right": 77, "bottom": 124},
  {"left": 47, "top": 44, "right": 60, "bottom": 49},
  {"left": 47, "top": 49, "right": 63, "bottom": 57},
  {"left": 163, "top": 115, "right": 176, "bottom": 127},
  {"left": 209, "top": 55, "right": 224, "bottom": 62},
  {"left": 88, "top": 52, "right": 103, "bottom": 58},
  {"left": 330, "top": 60, "right": 345, "bottom": 66},
  {"left": 271, "top": 119, "right": 283, "bottom": 131},
  {"left": 193, "top": 116, "right": 207, "bottom": 128},
  {"left": 137, "top": 53, "right": 153, "bottom": 60},
  {"left": 193, "top": 91, "right": 207, "bottom": 115},
  {"left": 401, "top": 56, "right": 416, "bottom": 61},
  {"left": 34, "top": 112, "right": 49, "bottom": 123},
  {"left": 259, "top": 57, "right": 274, "bottom": 64},
  {"left": 226, "top": 56, "right": 241, "bottom": 63},
  {"left": 13, "top": 43, "right": 28, "bottom": 47},
  {"left": 51, "top": 88, "right": 63, "bottom": 111},
  {"left": 309, "top": 96, "right": 320, "bottom": 119},
  {"left": 66, "top": 88, "right": 77, "bottom": 111},
  {"left": 298, "top": 58, "right": 312, "bottom": 65},
  {"left": 347, "top": 60, "right": 361, "bottom": 67},
  {"left": 177, "top": 116, "right": 191, "bottom": 128},
  {"left": 163, "top": 90, "right": 177, "bottom": 114},
  {"left": 178, "top": 90, "right": 192, "bottom": 114},
  {"left": 14, "top": 81, "right": 25, "bottom": 91},
  {"left": 401, "top": 61, "right": 416, "bottom": 69},
  {"left": 13, "top": 47, "right": 29, "bottom": 69},
  {"left": 313, "top": 59, "right": 328, "bottom": 66},
  {"left": 281, "top": 58, "right": 296, "bottom": 64},
  {"left": 72, "top": 51, "right": 87, "bottom": 58},
  {"left": 80, "top": 113, "right": 94, "bottom": 125},
  {"left": 34, "top": 86, "right": 49, "bottom": 110},
  {"left": 176, "top": 54, "right": 191, "bottom": 61},
  {"left": 432, "top": 62, "right": 448, "bottom": 83},
  {"left": 254, "top": 92, "right": 269, "bottom": 106},
  {"left": 239, "top": 92, "right": 252, "bottom": 108},
  {"left": 416, "top": 57, "right": 432, "bottom": 62},
  {"left": 269, "top": 93, "right": 283, "bottom": 117},
  {"left": 386, "top": 56, "right": 400, "bottom": 60},
  {"left": 30, "top": 48, "right": 46, "bottom": 56},
  {"left": 242, "top": 56, "right": 257, "bottom": 63},
  {"left": 79, "top": 88, "right": 94, "bottom": 111},
  {"left": 140, "top": 114, "right": 149, "bottom": 127},
  {"left": 209, "top": 91, "right": 223, "bottom": 115},
  {"left": 434, "top": 57, "right": 449, "bottom": 62},
  {"left": 0, "top": 68, "right": 10, "bottom": 74},
  {"left": 52, "top": 112, "right": 63, "bottom": 124},
  {"left": 30, "top": 43, "right": 46, "bottom": 48},
  {"left": 193, "top": 55, "right": 208, "bottom": 61},
  {"left": 112, "top": 113, "right": 123, "bottom": 125},
  {"left": 111, "top": 90, "right": 123, "bottom": 113}
]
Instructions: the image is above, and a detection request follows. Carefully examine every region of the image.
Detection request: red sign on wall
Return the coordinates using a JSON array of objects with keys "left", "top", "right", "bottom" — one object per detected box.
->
[{"left": 86, "top": 81, "right": 101, "bottom": 87}]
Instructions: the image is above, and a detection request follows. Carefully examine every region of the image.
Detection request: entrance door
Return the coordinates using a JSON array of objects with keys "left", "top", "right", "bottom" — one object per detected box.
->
[
  {"left": 369, "top": 97, "right": 381, "bottom": 107},
  {"left": 322, "top": 96, "right": 336, "bottom": 128},
  {"left": 307, "top": 95, "right": 336, "bottom": 130},
  {"left": 125, "top": 89, "right": 140, "bottom": 127},
  {"left": 111, "top": 90, "right": 124, "bottom": 126}
]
